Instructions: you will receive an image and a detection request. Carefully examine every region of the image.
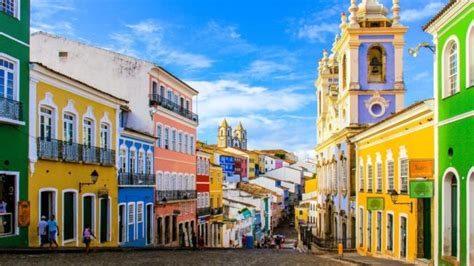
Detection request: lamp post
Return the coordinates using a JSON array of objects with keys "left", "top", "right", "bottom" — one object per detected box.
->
[
  {"left": 408, "top": 42, "right": 435, "bottom": 57},
  {"left": 389, "top": 189, "right": 413, "bottom": 213},
  {"left": 79, "top": 170, "right": 99, "bottom": 193}
]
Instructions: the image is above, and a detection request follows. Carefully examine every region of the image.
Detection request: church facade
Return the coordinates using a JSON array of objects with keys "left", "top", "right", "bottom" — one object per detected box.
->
[{"left": 217, "top": 119, "right": 247, "bottom": 150}]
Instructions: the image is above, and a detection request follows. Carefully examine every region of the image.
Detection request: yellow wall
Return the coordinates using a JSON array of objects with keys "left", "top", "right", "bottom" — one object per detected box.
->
[
  {"left": 295, "top": 206, "right": 308, "bottom": 227},
  {"left": 210, "top": 166, "right": 223, "bottom": 222},
  {"left": 305, "top": 178, "right": 318, "bottom": 194},
  {"left": 247, "top": 153, "right": 258, "bottom": 179},
  {"left": 356, "top": 109, "right": 434, "bottom": 262},
  {"left": 29, "top": 79, "right": 120, "bottom": 247}
]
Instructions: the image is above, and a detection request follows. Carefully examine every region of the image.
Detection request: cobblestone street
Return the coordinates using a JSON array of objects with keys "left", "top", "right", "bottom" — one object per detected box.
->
[{"left": 0, "top": 249, "right": 349, "bottom": 265}]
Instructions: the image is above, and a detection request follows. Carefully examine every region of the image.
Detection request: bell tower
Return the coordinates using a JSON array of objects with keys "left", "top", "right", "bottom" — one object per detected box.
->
[
  {"left": 233, "top": 121, "right": 247, "bottom": 150},
  {"left": 217, "top": 119, "right": 232, "bottom": 148}
]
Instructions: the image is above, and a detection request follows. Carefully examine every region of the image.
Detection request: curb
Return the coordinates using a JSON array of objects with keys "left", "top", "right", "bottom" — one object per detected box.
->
[{"left": 0, "top": 247, "right": 247, "bottom": 255}]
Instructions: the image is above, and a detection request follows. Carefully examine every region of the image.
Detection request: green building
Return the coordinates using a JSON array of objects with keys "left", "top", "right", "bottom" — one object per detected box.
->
[
  {"left": 0, "top": 0, "right": 30, "bottom": 246},
  {"left": 423, "top": 1, "right": 473, "bottom": 265}
]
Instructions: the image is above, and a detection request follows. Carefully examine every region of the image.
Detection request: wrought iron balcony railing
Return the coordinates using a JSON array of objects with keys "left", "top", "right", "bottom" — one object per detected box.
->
[
  {"left": 118, "top": 172, "right": 155, "bottom": 186},
  {"left": 149, "top": 94, "right": 198, "bottom": 123},
  {"left": 211, "top": 207, "right": 223, "bottom": 216},
  {"left": 156, "top": 190, "right": 196, "bottom": 203},
  {"left": 37, "top": 138, "right": 115, "bottom": 166},
  {"left": 197, "top": 207, "right": 211, "bottom": 217},
  {"left": 0, "top": 97, "right": 22, "bottom": 122}
]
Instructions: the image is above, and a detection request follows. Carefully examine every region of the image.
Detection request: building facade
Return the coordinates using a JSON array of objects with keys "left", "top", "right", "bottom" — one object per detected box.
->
[
  {"left": 351, "top": 100, "right": 434, "bottom": 263},
  {"left": 151, "top": 67, "right": 198, "bottom": 247},
  {"left": 196, "top": 150, "right": 211, "bottom": 246},
  {"left": 209, "top": 164, "right": 224, "bottom": 247},
  {"left": 423, "top": 1, "right": 474, "bottom": 265},
  {"left": 0, "top": 0, "right": 29, "bottom": 247},
  {"left": 117, "top": 127, "right": 155, "bottom": 247},
  {"left": 28, "top": 63, "right": 127, "bottom": 247},
  {"left": 314, "top": 0, "right": 407, "bottom": 248}
]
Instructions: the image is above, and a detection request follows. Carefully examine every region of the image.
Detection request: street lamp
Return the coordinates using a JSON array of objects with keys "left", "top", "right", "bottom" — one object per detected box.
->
[
  {"left": 79, "top": 170, "right": 99, "bottom": 193},
  {"left": 408, "top": 42, "right": 435, "bottom": 57},
  {"left": 389, "top": 189, "right": 413, "bottom": 213}
]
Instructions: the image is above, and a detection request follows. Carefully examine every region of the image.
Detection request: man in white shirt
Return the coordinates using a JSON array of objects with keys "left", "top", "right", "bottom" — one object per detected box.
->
[{"left": 38, "top": 216, "right": 49, "bottom": 247}]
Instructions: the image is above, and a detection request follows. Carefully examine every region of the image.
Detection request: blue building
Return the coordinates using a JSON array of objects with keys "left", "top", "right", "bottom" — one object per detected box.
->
[
  {"left": 118, "top": 127, "right": 156, "bottom": 247},
  {"left": 218, "top": 154, "right": 237, "bottom": 182}
]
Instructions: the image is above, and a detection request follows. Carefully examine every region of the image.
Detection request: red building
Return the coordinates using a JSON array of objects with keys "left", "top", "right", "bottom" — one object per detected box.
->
[{"left": 196, "top": 150, "right": 211, "bottom": 246}]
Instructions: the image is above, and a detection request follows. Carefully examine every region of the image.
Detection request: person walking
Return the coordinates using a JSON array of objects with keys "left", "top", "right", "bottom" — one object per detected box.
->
[
  {"left": 83, "top": 226, "right": 96, "bottom": 255},
  {"left": 275, "top": 235, "right": 281, "bottom": 252},
  {"left": 38, "top": 216, "right": 49, "bottom": 247},
  {"left": 48, "top": 214, "right": 59, "bottom": 248},
  {"left": 191, "top": 232, "right": 197, "bottom": 250}
]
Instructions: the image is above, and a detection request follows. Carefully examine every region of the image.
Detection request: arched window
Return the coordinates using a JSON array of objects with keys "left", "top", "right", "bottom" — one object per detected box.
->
[
  {"left": 367, "top": 45, "right": 386, "bottom": 83},
  {"left": 443, "top": 39, "right": 460, "bottom": 97},
  {"left": 467, "top": 24, "right": 474, "bottom": 87}
]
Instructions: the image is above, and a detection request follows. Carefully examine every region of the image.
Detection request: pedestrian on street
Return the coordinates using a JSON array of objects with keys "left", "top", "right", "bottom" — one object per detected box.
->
[
  {"left": 48, "top": 214, "right": 59, "bottom": 248},
  {"left": 38, "top": 216, "right": 49, "bottom": 248},
  {"left": 83, "top": 226, "right": 96, "bottom": 255},
  {"left": 241, "top": 234, "right": 246, "bottom": 248},
  {"left": 270, "top": 236, "right": 276, "bottom": 252},
  {"left": 191, "top": 232, "right": 197, "bottom": 250},
  {"left": 275, "top": 235, "right": 281, "bottom": 252},
  {"left": 198, "top": 235, "right": 204, "bottom": 250}
]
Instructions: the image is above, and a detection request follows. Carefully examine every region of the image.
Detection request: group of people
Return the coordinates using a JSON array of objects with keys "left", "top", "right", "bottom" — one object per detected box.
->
[
  {"left": 38, "top": 214, "right": 95, "bottom": 254},
  {"left": 258, "top": 235, "right": 284, "bottom": 251}
]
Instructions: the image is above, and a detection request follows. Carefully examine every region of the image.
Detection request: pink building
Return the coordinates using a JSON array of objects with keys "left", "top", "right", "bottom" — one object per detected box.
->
[{"left": 150, "top": 67, "right": 199, "bottom": 247}]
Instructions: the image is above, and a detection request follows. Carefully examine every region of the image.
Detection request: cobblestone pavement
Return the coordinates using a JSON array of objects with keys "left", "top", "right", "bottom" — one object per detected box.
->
[{"left": 0, "top": 249, "right": 350, "bottom": 265}]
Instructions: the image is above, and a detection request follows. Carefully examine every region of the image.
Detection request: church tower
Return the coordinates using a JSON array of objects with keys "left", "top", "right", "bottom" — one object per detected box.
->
[
  {"left": 233, "top": 121, "right": 247, "bottom": 150},
  {"left": 217, "top": 119, "right": 232, "bottom": 148}
]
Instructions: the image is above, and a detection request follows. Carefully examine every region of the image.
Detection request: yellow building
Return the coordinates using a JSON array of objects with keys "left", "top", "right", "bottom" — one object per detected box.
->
[
  {"left": 28, "top": 64, "right": 127, "bottom": 247},
  {"left": 295, "top": 204, "right": 309, "bottom": 228},
  {"left": 351, "top": 100, "right": 434, "bottom": 263},
  {"left": 209, "top": 164, "right": 224, "bottom": 247},
  {"left": 304, "top": 177, "right": 318, "bottom": 194}
]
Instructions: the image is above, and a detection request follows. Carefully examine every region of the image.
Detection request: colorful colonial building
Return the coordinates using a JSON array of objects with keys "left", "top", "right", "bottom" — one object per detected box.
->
[
  {"left": 314, "top": 0, "right": 407, "bottom": 249},
  {"left": 351, "top": 99, "right": 434, "bottom": 263},
  {"left": 0, "top": 0, "right": 29, "bottom": 247},
  {"left": 28, "top": 63, "right": 127, "bottom": 247},
  {"left": 196, "top": 149, "right": 211, "bottom": 246},
  {"left": 423, "top": 1, "right": 474, "bottom": 265},
  {"left": 209, "top": 163, "right": 224, "bottom": 247},
  {"left": 117, "top": 126, "right": 156, "bottom": 247}
]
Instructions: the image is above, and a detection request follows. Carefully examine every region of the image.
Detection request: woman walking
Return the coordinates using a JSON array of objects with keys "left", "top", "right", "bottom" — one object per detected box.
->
[{"left": 83, "top": 226, "right": 96, "bottom": 255}]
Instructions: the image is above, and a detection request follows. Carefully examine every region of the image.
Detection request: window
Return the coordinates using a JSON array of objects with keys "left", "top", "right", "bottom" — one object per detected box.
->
[
  {"left": 340, "top": 159, "right": 347, "bottom": 193},
  {"left": 468, "top": 25, "right": 474, "bottom": 87},
  {"left": 152, "top": 81, "right": 157, "bottom": 95},
  {"left": 156, "top": 125, "right": 162, "bottom": 147},
  {"left": 448, "top": 42, "right": 458, "bottom": 95},
  {"left": 184, "top": 134, "right": 188, "bottom": 154},
  {"left": 63, "top": 113, "right": 75, "bottom": 144},
  {"left": 0, "top": 174, "right": 16, "bottom": 236},
  {"left": 359, "top": 159, "right": 364, "bottom": 192},
  {"left": 197, "top": 158, "right": 201, "bottom": 175},
  {"left": 83, "top": 119, "right": 94, "bottom": 146},
  {"left": 167, "top": 90, "right": 172, "bottom": 100},
  {"left": 367, "top": 162, "right": 373, "bottom": 192},
  {"left": 146, "top": 152, "right": 152, "bottom": 174},
  {"left": 138, "top": 151, "right": 145, "bottom": 174},
  {"left": 40, "top": 107, "right": 53, "bottom": 140},
  {"left": 178, "top": 132, "right": 182, "bottom": 153},
  {"left": 332, "top": 163, "right": 337, "bottom": 192},
  {"left": 387, "top": 213, "right": 393, "bottom": 251},
  {"left": 130, "top": 149, "right": 136, "bottom": 174},
  {"left": 400, "top": 159, "right": 408, "bottom": 193},
  {"left": 157, "top": 173, "right": 163, "bottom": 191},
  {"left": 387, "top": 160, "right": 394, "bottom": 192},
  {"left": 100, "top": 123, "right": 110, "bottom": 149},
  {"left": 376, "top": 161, "right": 382, "bottom": 192},
  {"left": 190, "top": 136, "right": 194, "bottom": 155},
  {"left": 171, "top": 129, "right": 176, "bottom": 151},
  {"left": 0, "top": 0, "right": 16, "bottom": 17},
  {"left": 164, "top": 128, "right": 169, "bottom": 149},
  {"left": 128, "top": 203, "right": 135, "bottom": 225},
  {"left": 137, "top": 202, "right": 143, "bottom": 223},
  {"left": 119, "top": 147, "right": 127, "bottom": 172},
  {"left": 0, "top": 57, "right": 15, "bottom": 100}
]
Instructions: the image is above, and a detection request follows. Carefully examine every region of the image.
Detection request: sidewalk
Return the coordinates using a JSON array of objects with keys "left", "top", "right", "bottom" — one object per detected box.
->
[{"left": 324, "top": 252, "right": 415, "bottom": 265}]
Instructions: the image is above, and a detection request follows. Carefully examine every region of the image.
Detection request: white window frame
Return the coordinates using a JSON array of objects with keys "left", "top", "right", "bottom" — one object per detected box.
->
[
  {"left": 367, "top": 156, "right": 373, "bottom": 192},
  {"left": 386, "top": 211, "right": 394, "bottom": 252},
  {"left": 128, "top": 202, "right": 135, "bottom": 226},
  {"left": 100, "top": 122, "right": 110, "bottom": 149},
  {"left": 63, "top": 112, "right": 76, "bottom": 143},
  {"left": 359, "top": 158, "right": 364, "bottom": 192},
  {"left": 137, "top": 201, "right": 144, "bottom": 239},
  {"left": 398, "top": 146, "right": 408, "bottom": 194},
  {"left": 39, "top": 106, "right": 54, "bottom": 139},
  {"left": 129, "top": 147, "right": 137, "bottom": 174},
  {"left": 178, "top": 131, "right": 183, "bottom": 153},
  {"left": 0, "top": 0, "right": 19, "bottom": 18},
  {"left": 156, "top": 124, "right": 162, "bottom": 148},
  {"left": 156, "top": 171, "right": 163, "bottom": 191},
  {"left": 376, "top": 153, "right": 382, "bottom": 193},
  {"left": 184, "top": 134, "right": 188, "bottom": 154},
  {"left": 0, "top": 54, "right": 19, "bottom": 101},
  {"left": 81, "top": 193, "right": 96, "bottom": 240},
  {"left": 386, "top": 149, "right": 394, "bottom": 193},
  {"left": 146, "top": 150, "right": 153, "bottom": 174},
  {"left": 119, "top": 145, "right": 127, "bottom": 173},
  {"left": 467, "top": 22, "right": 474, "bottom": 87},
  {"left": 83, "top": 118, "right": 94, "bottom": 146},
  {"left": 442, "top": 36, "right": 461, "bottom": 98},
  {"left": 164, "top": 127, "right": 169, "bottom": 150},
  {"left": 190, "top": 136, "right": 194, "bottom": 155},
  {"left": 61, "top": 189, "right": 78, "bottom": 244},
  {"left": 171, "top": 129, "right": 176, "bottom": 151}
]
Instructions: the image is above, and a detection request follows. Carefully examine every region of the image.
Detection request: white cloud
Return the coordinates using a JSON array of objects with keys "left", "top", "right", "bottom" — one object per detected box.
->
[
  {"left": 126, "top": 20, "right": 161, "bottom": 34},
  {"left": 31, "top": 0, "right": 76, "bottom": 36},
  {"left": 413, "top": 71, "right": 430, "bottom": 81},
  {"left": 297, "top": 23, "right": 339, "bottom": 43},
  {"left": 401, "top": 2, "right": 445, "bottom": 22},
  {"left": 246, "top": 60, "right": 292, "bottom": 79}
]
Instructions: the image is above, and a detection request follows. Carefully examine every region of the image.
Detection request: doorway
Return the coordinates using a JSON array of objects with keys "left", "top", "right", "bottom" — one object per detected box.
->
[
  {"left": 367, "top": 211, "right": 372, "bottom": 252},
  {"left": 118, "top": 204, "right": 126, "bottom": 244},
  {"left": 351, "top": 217, "right": 356, "bottom": 248},
  {"left": 417, "top": 198, "right": 432, "bottom": 259},
  {"left": 376, "top": 211, "right": 382, "bottom": 252},
  {"left": 40, "top": 191, "right": 55, "bottom": 220},
  {"left": 157, "top": 217, "right": 163, "bottom": 245},
  {"left": 443, "top": 172, "right": 458, "bottom": 257},
  {"left": 146, "top": 204, "right": 152, "bottom": 245},
  {"left": 342, "top": 222, "right": 347, "bottom": 248},
  {"left": 100, "top": 198, "right": 109, "bottom": 243},
  {"left": 400, "top": 216, "right": 407, "bottom": 259}
]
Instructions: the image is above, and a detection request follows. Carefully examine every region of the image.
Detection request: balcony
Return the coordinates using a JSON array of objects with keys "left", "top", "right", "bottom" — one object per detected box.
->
[
  {"left": 211, "top": 207, "right": 223, "bottom": 216},
  {"left": 37, "top": 138, "right": 115, "bottom": 166},
  {"left": 118, "top": 172, "right": 155, "bottom": 186},
  {"left": 0, "top": 97, "right": 23, "bottom": 124},
  {"left": 149, "top": 94, "right": 198, "bottom": 123},
  {"left": 156, "top": 190, "right": 196, "bottom": 203},
  {"left": 197, "top": 207, "right": 211, "bottom": 217}
]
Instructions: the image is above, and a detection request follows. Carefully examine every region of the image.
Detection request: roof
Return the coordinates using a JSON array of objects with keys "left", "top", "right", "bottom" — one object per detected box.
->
[
  {"left": 157, "top": 66, "right": 199, "bottom": 94},
  {"left": 210, "top": 163, "right": 222, "bottom": 168},
  {"left": 236, "top": 182, "right": 274, "bottom": 198},
  {"left": 223, "top": 197, "right": 256, "bottom": 208},
  {"left": 422, "top": 0, "right": 457, "bottom": 31},
  {"left": 31, "top": 62, "right": 129, "bottom": 105}
]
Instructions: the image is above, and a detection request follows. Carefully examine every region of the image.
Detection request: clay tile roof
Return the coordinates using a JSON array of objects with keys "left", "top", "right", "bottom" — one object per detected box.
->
[{"left": 422, "top": 0, "right": 457, "bottom": 31}]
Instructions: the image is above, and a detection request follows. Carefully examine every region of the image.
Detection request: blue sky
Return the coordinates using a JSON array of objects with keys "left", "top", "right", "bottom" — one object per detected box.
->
[{"left": 31, "top": 0, "right": 443, "bottom": 159}]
